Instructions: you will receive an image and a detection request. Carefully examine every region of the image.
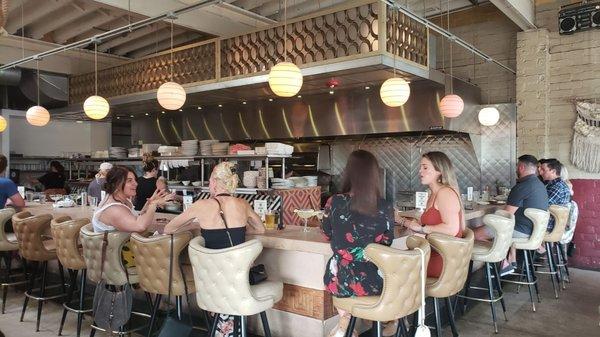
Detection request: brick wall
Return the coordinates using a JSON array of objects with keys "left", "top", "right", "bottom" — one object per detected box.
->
[{"left": 570, "top": 179, "right": 600, "bottom": 270}]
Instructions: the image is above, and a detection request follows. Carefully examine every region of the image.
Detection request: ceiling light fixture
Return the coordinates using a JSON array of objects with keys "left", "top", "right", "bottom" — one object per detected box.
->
[
  {"left": 242, "top": 101, "right": 247, "bottom": 105},
  {"left": 83, "top": 41, "right": 110, "bottom": 120},
  {"left": 0, "top": 116, "right": 7, "bottom": 132},
  {"left": 329, "top": 90, "right": 334, "bottom": 95},
  {"left": 26, "top": 59, "right": 50, "bottom": 127},
  {"left": 267, "top": 0, "right": 303, "bottom": 97},
  {"left": 439, "top": 1, "right": 464, "bottom": 118},
  {"left": 145, "top": 113, "right": 149, "bottom": 116},
  {"left": 197, "top": 106, "right": 202, "bottom": 110},
  {"left": 157, "top": 16, "right": 186, "bottom": 110},
  {"left": 380, "top": 10, "right": 410, "bottom": 107}
]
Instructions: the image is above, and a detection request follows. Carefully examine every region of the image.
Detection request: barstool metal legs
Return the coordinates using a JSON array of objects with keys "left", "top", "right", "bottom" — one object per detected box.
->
[
  {"left": 21, "top": 261, "right": 38, "bottom": 322},
  {"left": 485, "top": 263, "right": 499, "bottom": 333},
  {"left": 491, "top": 263, "right": 508, "bottom": 321},
  {"left": 445, "top": 297, "right": 459, "bottom": 337},
  {"left": 344, "top": 316, "right": 357, "bottom": 337},
  {"left": 36, "top": 260, "right": 49, "bottom": 332},
  {"left": 522, "top": 250, "right": 537, "bottom": 312},
  {"left": 147, "top": 294, "right": 162, "bottom": 337},
  {"left": 76, "top": 270, "right": 87, "bottom": 337},
  {"left": 240, "top": 315, "right": 247, "bottom": 337},
  {"left": 544, "top": 243, "right": 560, "bottom": 299},
  {"left": 371, "top": 321, "right": 382, "bottom": 337},
  {"left": 259, "top": 311, "right": 272, "bottom": 337},
  {"left": 59, "top": 269, "right": 78, "bottom": 336},
  {"left": 433, "top": 298, "right": 443, "bottom": 337}
]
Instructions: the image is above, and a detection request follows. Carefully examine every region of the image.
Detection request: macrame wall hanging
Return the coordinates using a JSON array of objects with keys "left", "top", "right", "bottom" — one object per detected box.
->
[{"left": 571, "top": 100, "right": 600, "bottom": 173}]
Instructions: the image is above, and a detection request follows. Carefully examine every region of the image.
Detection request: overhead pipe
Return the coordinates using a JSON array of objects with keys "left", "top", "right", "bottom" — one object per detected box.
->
[
  {"left": 382, "top": 0, "right": 516, "bottom": 74},
  {"left": 0, "top": 0, "right": 221, "bottom": 71}
]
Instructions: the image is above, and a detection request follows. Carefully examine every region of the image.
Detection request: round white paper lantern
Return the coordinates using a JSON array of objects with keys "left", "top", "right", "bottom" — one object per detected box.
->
[
  {"left": 0, "top": 116, "right": 7, "bottom": 132},
  {"left": 268, "top": 62, "right": 303, "bottom": 97},
  {"left": 157, "top": 81, "right": 186, "bottom": 110},
  {"left": 83, "top": 95, "right": 110, "bottom": 120},
  {"left": 26, "top": 106, "right": 50, "bottom": 126},
  {"left": 380, "top": 77, "right": 411, "bottom": 107},
  {"left": 439, "top": 94, "right": 464, "bottom": 118},
  {"left": 478, "top": 107, "right": 500, "bottom": 126}
]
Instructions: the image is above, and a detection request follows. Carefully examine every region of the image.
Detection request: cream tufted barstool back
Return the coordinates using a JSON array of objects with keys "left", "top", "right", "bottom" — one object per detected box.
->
[
  {"left": 130, "top": 232, "right": 195, "bottom": 296},
  {"left": 80, "top": 224, "right": 137, "bottom": 286},
  {"left": 0, "top": 208, "right": 17, "bottom": 252},
  {"left": 50, "top": 216, "right": 89, "bottom": 271},
  {"left": 188, "top": 237, "right": 283, "bottom": 317},
  {"left": 425, "top": 228, "right": 474, "bottom": 298},
  {"left": 474, "top": 213, "right": 515, "bottom": 263},
  {"left": 546, "top": 205, "right": 570, "bottom": 243},
  {"left": 513, "top": 208, "right": 550, "bottom": 250},
  {"left": 11, "top": 211, "right": 56, "bottom": 262},
  {"left": 333, "top": 236, "right": 431, "bottom": 323}
]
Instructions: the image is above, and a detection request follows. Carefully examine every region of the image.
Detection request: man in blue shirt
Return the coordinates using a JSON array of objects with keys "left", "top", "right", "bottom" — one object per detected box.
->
[
  {"left": 475, "top": 154, "right": 549, "bottom": 275},
  {"left": 539, "top": 159, "right": 571, "bottom": 231},
  {"left": 0, "top": 155, "right": 25, "bottom": 210}
]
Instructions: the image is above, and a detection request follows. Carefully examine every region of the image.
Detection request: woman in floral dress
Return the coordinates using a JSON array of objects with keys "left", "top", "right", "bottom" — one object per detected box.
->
[{"left": 322, "top": 150, "right": 394, "bottom": 337}]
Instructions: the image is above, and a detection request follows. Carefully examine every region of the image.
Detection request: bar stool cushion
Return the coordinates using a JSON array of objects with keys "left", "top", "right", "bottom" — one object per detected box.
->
[
  {"left": 512, "top": 209, "right": 550, "bottom": 250},
  {"left": 11, "top": 211, "right": 57, "bottom": 262},
  {"left": 545, "top": 205, "right": 569, "bottom": 243},
  {"left": 50, "top": 216, "right": 89, "bottom": 270},
  {"left": 0, "top": 208, "right": 17, "bottom": 251},
  {"left": 333, "top": 236, "right": 430, "bottom": 322},
  {"left": 130, "top": 232, "right": 196, "bottom": 296},
  {"left": 188, "top": 237, "right": 283, "bottom": 316},
  {"left": 473, "top": 213, "right": 515, "bottom": 263},
  {"left": 424, "top": 228, "right": 474, "bottom": 298}
]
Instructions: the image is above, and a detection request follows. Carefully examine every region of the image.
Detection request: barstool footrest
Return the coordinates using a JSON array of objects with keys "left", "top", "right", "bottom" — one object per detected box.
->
[{"left": 90, "top": 311, "right": 150, "bottom": 335}]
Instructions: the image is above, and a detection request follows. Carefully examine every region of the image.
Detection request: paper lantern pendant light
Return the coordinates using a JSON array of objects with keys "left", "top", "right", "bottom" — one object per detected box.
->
[
  {"left": 84, "top": 95, "right": 110, "bottom": 120},
  {"left": 157, "top": 81, "right": 186, "bottom": 110},
  {"left": 268, "top": 62, "right": 303, "bottom": 97},
  {"left": 26, "top": 106, "right": 50, "bottom": 127},
  {"left": 0, "top": 116, "right": 7, "bottom": 132},
  {"left": 439, "top": 94, "right": 464, "bottom": 118},
  {"left": 380, "top": 77, "right": 410, "bottom": 107},
  {"left": 478, "top": 107, "right": 500, "bottom": 126}
]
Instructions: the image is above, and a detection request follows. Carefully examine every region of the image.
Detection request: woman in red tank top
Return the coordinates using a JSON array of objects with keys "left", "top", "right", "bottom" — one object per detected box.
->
[{"left": 396, "top": 152, "right": 465, "bottom": 277}]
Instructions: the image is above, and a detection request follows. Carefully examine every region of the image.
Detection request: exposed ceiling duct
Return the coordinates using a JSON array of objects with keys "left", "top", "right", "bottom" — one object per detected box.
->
[{"left": 0, "top": 67, "right": 68, "bottom": 109}]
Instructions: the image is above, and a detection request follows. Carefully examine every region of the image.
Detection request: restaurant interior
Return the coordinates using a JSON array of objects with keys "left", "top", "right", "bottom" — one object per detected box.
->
[{"left": 0, "top": 0, "right": 599, "bottom": 336}]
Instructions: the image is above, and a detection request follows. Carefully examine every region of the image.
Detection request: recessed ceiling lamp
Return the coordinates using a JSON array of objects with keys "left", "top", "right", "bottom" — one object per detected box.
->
[
  {"left": 380, "top": 10, "right": 410, "bottom": 107},
  {"left": 439, "top": 1, "right": 464, "bottom": 118},
  {"left": 157, "top": 17, "right": 186, "bottom": 110},
  {"left": 26, "top": 59, "right": 50, "bottom": 127},
  {"left": 268, "top": 0, "right": 302, "bottom": 97},
  {"left": 83, "top": 41, "right": 110, "bottom": 120}
]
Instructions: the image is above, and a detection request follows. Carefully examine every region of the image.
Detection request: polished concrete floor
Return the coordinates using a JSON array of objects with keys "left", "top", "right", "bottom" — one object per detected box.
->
[{"left": 0, "top": 268, "right": 598, "bottom": 337}]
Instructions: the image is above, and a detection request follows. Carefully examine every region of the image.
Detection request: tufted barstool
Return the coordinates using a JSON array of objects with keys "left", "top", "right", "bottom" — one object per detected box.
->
[
  {"left": 1, "top": 208, "right": 26, "bottom": 314},
  {"left": 50, "top": 216, "right": 91, "bottom": 337},
  {"left": 420, "top": 229, "right": 474, "bottom": 337},
  {"left": 130, "top": 231, "right": 198, "bottom": 337},
  {"left": 80, "top": 224, "right": 148, "bottom": 336},
  {"left": 459, "top": 211, "right": 515, "bottom": 333},
  {"left": 534, "top": 205, "right": 570, "bottom": 298},
  {"left": 11, "top": 211, "right": 67, "bottom": 332},
  {"left": 188, "top": 237, "right": 283, "bottom": 337},
  {"left": 333, "top": 236, "right": 431, "bottom": 337},
  {"left": 501, "top": 208, "right": 550, "bottom": 312}
]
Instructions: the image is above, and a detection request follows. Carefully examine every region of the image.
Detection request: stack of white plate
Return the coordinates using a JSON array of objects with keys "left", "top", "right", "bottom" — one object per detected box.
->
[
  {"left": 289, "top": 177, "right": 307, "bottom": 188},
  {"left": 141, "top": 143, "right": 161, "bottom": 154},
  {"left": 303, "top": 176, "right": 318, "bottom": 187},
  {"left": 200, "top": 140, "right": 219, "bottom": 155},
  {"left": 128, "top": 148, "right": 140, "bottom": 158},
  {"left": 211, "top": 143, "right": 229, "bottom": 156},
  {"left": 181, "top": 140, "right": 199, "bottom": 156},
  {"left": 110, "top": 147, "right": 127, "bottom": 158},
  {"left": 243, "top": 171, "right": 259, "bottom": 188},
  {"left": 157, "top": 146, "right": 178, "bottom": 156},
  {"left": 271, "top": 178, "right": 294, "bottom": 189},
  {"left": 265, "top": 142, "right": 294, "bottom": 155}
]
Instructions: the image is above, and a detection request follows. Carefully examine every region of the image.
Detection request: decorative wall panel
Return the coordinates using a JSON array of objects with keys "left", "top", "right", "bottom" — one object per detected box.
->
[
  {"left": 386, "top": 7, "right": 428, "bottom": 67},
  {"left": 70, "top": 42, "right": 216, "bottom": 103},
  {"left": 220, "top": 2, "right": 380, "bottom": 77}
]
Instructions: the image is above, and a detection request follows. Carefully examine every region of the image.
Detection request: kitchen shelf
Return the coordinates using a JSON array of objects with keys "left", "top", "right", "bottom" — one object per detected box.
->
[{"left": 168, "top": 185, "right": 270, "bottom": 194}]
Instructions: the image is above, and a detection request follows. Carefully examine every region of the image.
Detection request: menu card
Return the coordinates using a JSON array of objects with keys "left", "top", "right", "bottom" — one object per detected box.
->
[
  {"left": 254, "top": 199, "right": 268, "bottom": 221},
  {"left": 415, "top": 192, "right": 428, "bottom": 211}
]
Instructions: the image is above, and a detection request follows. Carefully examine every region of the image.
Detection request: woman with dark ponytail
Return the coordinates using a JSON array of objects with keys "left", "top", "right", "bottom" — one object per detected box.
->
[{"left": 134, "top": 153, "right": 159, "bottom": 210}]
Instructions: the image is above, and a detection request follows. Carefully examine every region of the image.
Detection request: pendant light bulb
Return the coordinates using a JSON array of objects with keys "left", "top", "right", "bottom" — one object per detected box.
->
[
  {"left": 0, "top": 116, "right": 7, "bottom": 132},
  {"left": 380, "top": 78, "right": 410, "bottom": 107},
  {"left": 26, "top": 106, "right": 50, "bottom": 127},
  {"left": 157, "top": 18, "right": 186, "bottom": 110},
  {"left": 439, "top": 94, "right": 464, "bottom": 118},
  {"left": 84, "top": 42, "right": 110, "bottom": 120},
  {"left": 478, "top": 106, "right": 500, "bottom": 126}
]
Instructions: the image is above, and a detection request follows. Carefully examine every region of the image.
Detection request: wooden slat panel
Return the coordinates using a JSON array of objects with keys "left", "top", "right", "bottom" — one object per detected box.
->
[{"left": 273, "top": 283, "right": 336, "bottom": 320}]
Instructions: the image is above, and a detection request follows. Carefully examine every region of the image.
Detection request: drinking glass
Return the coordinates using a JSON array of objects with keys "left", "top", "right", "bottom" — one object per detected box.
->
[
  {"left": 50, "top": 194, "right": 63, "bottom": 203},
  {"left": 37, "top": 193, "right": 46, "bottom": 204},
  {"left": 265, "top": 212, "right": 277, "bottom": 230},
  {"left": 26, "top": 192, "right": 34, "bottom": 203},
  {"left": 89, "top": 197, "right": 98, "bottom": 208}
]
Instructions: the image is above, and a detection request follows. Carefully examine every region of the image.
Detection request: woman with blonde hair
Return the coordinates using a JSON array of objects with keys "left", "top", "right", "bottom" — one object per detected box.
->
[{"left": 397, "top": 151, "right": 464, "bottom": 277}]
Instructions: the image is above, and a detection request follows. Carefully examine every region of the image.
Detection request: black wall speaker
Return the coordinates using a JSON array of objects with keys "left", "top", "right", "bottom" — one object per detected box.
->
[{"left": 559, "top": 1, "right": 600, "bottom": 34}]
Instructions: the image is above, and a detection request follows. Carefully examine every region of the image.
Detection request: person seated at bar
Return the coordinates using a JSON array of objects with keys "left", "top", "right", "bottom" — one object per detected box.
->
[
  {"left": 474, "top": 154, "right": 549, "bottom": 275},
  {"left": 321, "top": 150, "right": 394, "bottom": 337},
  {"left": 539, "top": 158, "right": 571, "bottom": 231},
  {"left": 0, "top": 154, "right": 25, "bottom": 210},
  {"left": 396, "top": 151, "right": 464, "bottom": 278},
  {"left": 31, "top": 160, "right": 67, "bottom": 190},
  {"left": 87, "top": 162, "right": 112, "bottom": 204},
  {"left": 134, "top": 153, "right": 159, "bottom": 211},
  {"left": 163, "top": 161, "right": 264, "bottom": 240}
]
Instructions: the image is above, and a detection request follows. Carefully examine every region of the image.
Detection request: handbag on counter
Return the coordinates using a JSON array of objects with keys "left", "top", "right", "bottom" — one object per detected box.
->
[
  {"left": 214, "top": 195, "right": 268, "bottom": 285},
  {"left": 92, "top": 231, "right": 133, "bottom": 332}
]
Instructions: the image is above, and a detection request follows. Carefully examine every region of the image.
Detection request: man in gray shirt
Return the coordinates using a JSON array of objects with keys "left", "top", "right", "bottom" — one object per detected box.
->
[
  {"left": 475, "top": 154, "right": 549, "bottom": 275},
  {"left": 87, "top": 162, "right": 112, "bottom": 204}
]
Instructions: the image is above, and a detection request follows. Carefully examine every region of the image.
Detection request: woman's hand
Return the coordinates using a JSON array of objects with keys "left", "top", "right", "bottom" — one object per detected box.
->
[
  {"left": 149, "top": 190, "right": 175, "bottom": 208},
  {"left": 403, "top": 218, "right": 422, "bottom": 232}
]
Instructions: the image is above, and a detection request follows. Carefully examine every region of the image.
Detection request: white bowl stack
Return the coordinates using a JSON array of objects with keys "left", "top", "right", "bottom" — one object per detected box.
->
[
  {"left": 303, "top": 176, "right": 318, "bottom": 187},
  {"left": 141, "top": 143, "right": 161, "bottom": 154},
  {"left": 242, "top": 171, "right": 259, "bottom": 188},
  {"left": 289, "top": 177, "right": 307, "bottom": 188},
  {"left": 200, "top": 140, "right": 219, "bottom": 155},
  {"left": 157, "top": 146, "right": 178, "bottom": 156},
  {"left": 271, "top": 178, "right": 295, "bottom": 189},
  {"left": 211, "top": 143, "right": 229, "bottom": 156},
  {"left": 110, "top": 147, "right": 127, "bottom": 158},
  {"left": 128, "top": 148, "right": 140, "bottom": 158},
  {"left": 181, "top": 140, "right": 199, "bottom": 156},
  {"left": 265, "top": 142, "right": 294, "bottom": 155}
]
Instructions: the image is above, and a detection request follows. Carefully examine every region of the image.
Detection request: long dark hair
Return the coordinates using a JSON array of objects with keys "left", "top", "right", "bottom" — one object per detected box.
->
[
  {"left": 104, "top": 166, "right": 137, "bottom": 195},
  {"left": 141, "top": 153, "right": 159, "bottom": 173},
  {"left": 50, "top": 160, "right": 65, "bottom": 174},
  {"left": 341, "top": 150, "right": 381, "bottom": 215}
]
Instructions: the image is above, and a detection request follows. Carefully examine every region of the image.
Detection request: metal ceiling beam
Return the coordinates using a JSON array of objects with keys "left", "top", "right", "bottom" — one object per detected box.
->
[
  {"left": 97, "top": 23, "right": 163, "bottom": 52},
  {"left": 70, "top": 15, "right": 130, "bottom": 42},
  {"left": 232, "top": 0, "right": 268, "bottom": 11},
  {"left": 27, "top": 2, "right": 93, "bottom": 39},
  {"left": 128, "top": 32, "right": 200, "bottom": 58},
  {"left": 54, "top": 9, "right": 118, "bottom": 43},
  {"left": 384, "top": 0, "right": 515, "bottom": 74},
  {"left": 112, "top": 27, "right": 186, "bottom": 56},
  {"left": 5, "top": 0, "right": 73, "bottom": 34},
  {"left": 0, "top": 0, "right": 220, "bottom": 71}
]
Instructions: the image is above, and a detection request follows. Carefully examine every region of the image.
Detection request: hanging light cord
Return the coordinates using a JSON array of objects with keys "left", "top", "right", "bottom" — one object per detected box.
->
[
  {"left": 447, "top": 0, "right": 453, "bottom": 94},
  {"left": 393, "top": 9, "right": 397, "bottom": 77},
  {"left": 21, "top": 2, "right": 24, "bottom": 59},
  {"left": 170, "top": 19, "right": 174, "bottom": 81},
  {"left": 94, "top": 43, "right": 98, "bottom": 96},
  {"left": 283, "top": 0, "right": 288, "bottom": 62},
  {"left": 36, "top": 59, "right": 40, "bottom": 105}
]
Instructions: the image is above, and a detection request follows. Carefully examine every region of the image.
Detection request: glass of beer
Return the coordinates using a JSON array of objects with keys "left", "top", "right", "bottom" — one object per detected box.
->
[{"left": 265, "top": 212, "right": 277, "bottom": 230}]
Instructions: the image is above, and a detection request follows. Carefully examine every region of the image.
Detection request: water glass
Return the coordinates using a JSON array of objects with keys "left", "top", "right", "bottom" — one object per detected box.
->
[
  {"left": 265, "top": 212, "right": 277, "bottom": 230},
  {"left": 26, "top": 192, "right": 34, "bottom": 203},
  {"left": 89, "top": 197, "right": 98, "bottom": 208}
]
